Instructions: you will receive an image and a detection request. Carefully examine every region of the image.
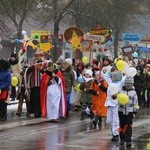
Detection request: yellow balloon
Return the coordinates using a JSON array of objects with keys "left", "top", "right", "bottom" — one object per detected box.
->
[
  {"left": 117, "top": 93, "right": 129, "bottom": 105},
  {"left": 82, "top": 56, "right": 88, "bottom": 64},
  {"left": 11, "top": 77, "right": 18, "bottom": 86},
  {"left": 74, "top": 84, "right": 81, "bottom": 92},
  {"left": 116, "top": 60, "right": 126, "bottom": 71},
  {"left": 114, "top": 58, "right": 119, "bottom": 64}
]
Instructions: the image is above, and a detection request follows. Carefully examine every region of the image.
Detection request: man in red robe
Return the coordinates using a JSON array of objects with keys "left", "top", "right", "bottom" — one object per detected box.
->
[{"left": 40, "top": 61, "right": 67, "bottom": 119}]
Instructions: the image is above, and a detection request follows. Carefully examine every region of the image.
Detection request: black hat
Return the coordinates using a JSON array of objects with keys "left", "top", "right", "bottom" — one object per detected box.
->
[
  {"left": 0, "top": 59, "right": 9, "bottom": 70},
  {"left": 136, "top": 65, "right": 143, "bottom": 73},
  {"left": 103, "top": 56, "right": 110, "bottom": 63}
]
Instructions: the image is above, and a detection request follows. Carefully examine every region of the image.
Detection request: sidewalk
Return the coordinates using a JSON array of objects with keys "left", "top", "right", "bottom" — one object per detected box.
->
[{"left": 0, "top": 101, "right": 47, "bottom": 130}]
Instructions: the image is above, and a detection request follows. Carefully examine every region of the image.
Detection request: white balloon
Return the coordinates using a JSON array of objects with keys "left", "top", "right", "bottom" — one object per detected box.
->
[
  {"left": 22, "top": 30, "right": 27, "bottom": 35},
  {"left": 122, "top": 62, "right": 129, "bottom": 74},
  {"left": 109, "top": 83, "right": 120, "bottom": 95},
  {"left": 126, "top": 67, "right": 137, "bottom": 77}
]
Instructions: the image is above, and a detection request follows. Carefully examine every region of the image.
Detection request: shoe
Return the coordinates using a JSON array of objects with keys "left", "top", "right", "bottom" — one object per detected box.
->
[
  {"left": 53, "top": 119, "right": 58, "bottom": 123},
  {"left": 93, "top": 120, "right": 97, "bottom": 128},
  {"left": 111, "top": 135, "right": 119, "bottom": 141},
  {"left": 0, "top": 117, "right": 7, "bottom": 121},
  {"left": 120, "top": 140, "right": 124, "bottom": 145},
  {"left": 34, "top": 113, "right": 41, "bottom": 118},
  {"left": 74, "top": 106, "right": 78, "bottom": 111},
  {"left": 11, "top": 98, "right": 15, "bottom": 101},
  {"left": 98, "top": 116, "right": 102, "bottom": 126},
  {"left": 80, "top": 116, "right": 85, "bottom": 120},
  {"left": 126, "top": 142, "right": 132, "bottom": 148},
  {"left": 49, "top": 119, "right": 54, "bottom": 123},
  {"left": 16, "top": 113, "right": 21, "bottom": 117},
  {"left": 0, "top": 114, "right": 7, "bottom": 121},
  {"left": 26, "top": 113, "right": 30, "bottom": 118},
  {"left": 49, "top": 119, "right": 58, "bottom": 123}
]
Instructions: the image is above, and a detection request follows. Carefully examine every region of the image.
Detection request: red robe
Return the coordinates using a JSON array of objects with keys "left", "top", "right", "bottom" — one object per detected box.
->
[{"left": 40, "top": 70, "right": 67, "bottom": 118}]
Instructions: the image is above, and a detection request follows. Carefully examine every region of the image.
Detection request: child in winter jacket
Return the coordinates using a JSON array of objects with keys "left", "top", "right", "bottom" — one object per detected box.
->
[
  {"left": 105, "top": 71, "right": 123, "bottom": 141},
  {"left": 79, "top": 69, "right": 94, "bottom": 120},
  {"left": 119, "top": 76, "right": 139, "bottom": 148},
  {"left": 90, "top": 70, "right": 108, "bottom": 128}
]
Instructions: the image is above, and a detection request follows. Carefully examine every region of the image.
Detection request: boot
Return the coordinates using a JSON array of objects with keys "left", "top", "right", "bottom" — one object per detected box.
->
[
  {"left": 93, "top": 115, "right": 99, "bottom": 128},
  {"left": 98, "top": 116, "right": 102, "bottom": 126},
  {"left": 126, "top": 142, "right": 132, "bottom": 148},
  {"left": 111, "top": 135, "right": 119, "bottom": 141},
  {"left": 80, "top": 111, "right": 85, "bottom": 120}
]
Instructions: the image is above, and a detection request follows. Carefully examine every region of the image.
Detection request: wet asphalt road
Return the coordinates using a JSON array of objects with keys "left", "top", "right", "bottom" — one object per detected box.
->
[{"left": 0, "top": 108, "right": 150, "bottom": 150}]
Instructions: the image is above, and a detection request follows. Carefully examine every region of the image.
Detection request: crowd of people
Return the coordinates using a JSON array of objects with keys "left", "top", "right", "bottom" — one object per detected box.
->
[{"left": 0, "top": 48, "right": 150, "bottom": 148}]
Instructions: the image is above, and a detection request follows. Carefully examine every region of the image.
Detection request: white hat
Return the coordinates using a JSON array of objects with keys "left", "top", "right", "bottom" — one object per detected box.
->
[
  {"left": 65, "top": 58, "right": 72, "bottom": 65},
  {"left": 85, "top": 69, "right": 93, "bottom": 77},
  {"left": 95, "top": 70, "right": 104, "bottom": 79}
]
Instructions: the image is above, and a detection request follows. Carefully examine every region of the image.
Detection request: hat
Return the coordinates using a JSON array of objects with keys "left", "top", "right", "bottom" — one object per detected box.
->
[
  {"left": 111, "top": 71, "right": 122, "bottom": 81},
  {"left": 103, "top": 56, "right": 110, "bottom": 63},
  {"left": 124, "top": 76, "right": 134, "bottom": 84},
  {"left": 95, "top": 71, "right": 104, "bottom": 79},
  {"left": 85, "top": 69, "right": 93, "bottom": 77},
  {"left": 136, "top": 65, "right": 143, "bottom": 72},
  {"left": 65, "top": 58, "right": 72, "bottom": 65},
  {"left": 85, "top": 62, "right": 91, "bottom": 68},
  {"left": 92, "top": 59, "right": 99, "bottom": 66},
  {"left": 92, "top": 66, "right": 99, "bottom": 72}
]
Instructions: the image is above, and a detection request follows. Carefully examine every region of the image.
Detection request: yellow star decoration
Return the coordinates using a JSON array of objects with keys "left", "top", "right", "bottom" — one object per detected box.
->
[{"left": 71, "top": 31, "right": 82, "bottom": 51}]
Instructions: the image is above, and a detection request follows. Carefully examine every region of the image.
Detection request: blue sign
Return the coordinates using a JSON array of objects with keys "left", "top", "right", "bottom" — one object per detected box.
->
[
  {"left": 122, "top": 33, "right": 141, "bottom": 42},
  {"left": 136, "top": 47, "right": 150, "bottom": 53}
]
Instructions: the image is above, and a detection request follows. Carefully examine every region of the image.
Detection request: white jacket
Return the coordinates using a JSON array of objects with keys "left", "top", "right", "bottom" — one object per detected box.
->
[{"left": 105, "top": 81, "right": 123, "bottom": 107}]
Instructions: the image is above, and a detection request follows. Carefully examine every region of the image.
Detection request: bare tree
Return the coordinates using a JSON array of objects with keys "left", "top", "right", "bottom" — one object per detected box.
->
[
  {"left": 0, "top": 0, "right": 37, "bottom": 38},
  {"left": 69, "top": 0, "right": 143, "bottom": 57}
]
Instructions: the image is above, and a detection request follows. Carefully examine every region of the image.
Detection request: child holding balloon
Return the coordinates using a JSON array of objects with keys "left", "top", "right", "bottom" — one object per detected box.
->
[
  {"left": 118, "top": 76, "right": 139, "bottom": 148},
  {"left": 105, "top": 71, "right": 123, "bottom": 141}
]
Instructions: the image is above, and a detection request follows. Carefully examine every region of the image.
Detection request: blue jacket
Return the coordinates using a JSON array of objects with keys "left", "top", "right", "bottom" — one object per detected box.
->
[{"left": 0, "top": 70, "right": 11, "bottom": 90}]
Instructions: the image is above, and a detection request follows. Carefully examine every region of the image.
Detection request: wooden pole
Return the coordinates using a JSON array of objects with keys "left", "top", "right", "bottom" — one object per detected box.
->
[{"left": 146, "top": 34, "right": 148, "bottom": 62}]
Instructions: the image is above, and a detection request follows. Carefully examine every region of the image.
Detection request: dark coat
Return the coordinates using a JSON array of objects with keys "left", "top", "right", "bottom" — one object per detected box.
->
[
  {"left": 144, "top": 72, "right": 150, "bottom": 89},
  {"left": 80, "top": 79, "right": 93, "bottom": 104},
  {"left": 0, "top": 70, "right": 11, "bottom": 90},
  {"left": 134, "top": 73, "right": 145, "bottom": 91},
  {"left": 60, "top": 65, "right": 75, "bottom": 93}
]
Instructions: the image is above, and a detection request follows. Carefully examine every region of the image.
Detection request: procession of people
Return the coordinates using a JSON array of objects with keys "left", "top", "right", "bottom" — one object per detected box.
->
[{"left": 1, "top": 46, "right": 150, "bottom": 148}]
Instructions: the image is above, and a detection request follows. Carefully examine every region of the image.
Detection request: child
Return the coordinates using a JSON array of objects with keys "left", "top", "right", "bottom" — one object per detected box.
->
[
  {"left": 119, "top": 76, "right": 138, "bottom": 148},
  {"left": 105, "top": 71, "right": 123, "bottom": 141},
  {"left": 80, "top": 69, "right": 93, "bottom": 120},
  {"left": 90, "top": 70, "right": 108, "bottom": 128}
]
